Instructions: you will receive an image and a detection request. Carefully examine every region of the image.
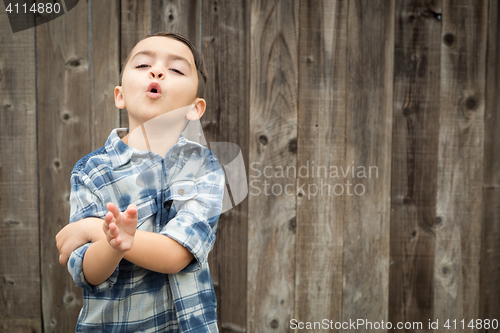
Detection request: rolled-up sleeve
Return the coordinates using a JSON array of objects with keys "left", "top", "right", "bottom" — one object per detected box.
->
[
  {"left": 160, "top": 151, "right": 225, "bottom": 273},
  {"left": 67, "top": 172, "right": 119, "bottom": 292},
  {"left": 68, "top": 243, "right": 120, "bottom": 293}
]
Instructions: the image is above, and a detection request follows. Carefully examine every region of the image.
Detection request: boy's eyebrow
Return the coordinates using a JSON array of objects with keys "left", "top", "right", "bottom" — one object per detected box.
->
[{"left": 131, "top": 50, "right": 192, "bottom": 69}]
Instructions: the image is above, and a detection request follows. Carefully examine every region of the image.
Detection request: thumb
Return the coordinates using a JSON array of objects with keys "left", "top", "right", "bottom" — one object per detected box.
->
[
  {"left": 126, "top": 204, "right": 138, "bottom": 217},
  {"left": 59, "top": 253, "right": 69, "bottom": 267}
]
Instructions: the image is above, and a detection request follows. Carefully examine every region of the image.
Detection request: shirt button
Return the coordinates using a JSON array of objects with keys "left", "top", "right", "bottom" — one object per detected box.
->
[{"left": 178, "top": 188, "right": 185, "bottom": 195}]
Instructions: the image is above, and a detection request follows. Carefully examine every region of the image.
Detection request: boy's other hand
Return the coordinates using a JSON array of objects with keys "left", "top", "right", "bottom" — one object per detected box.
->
[
  {"left": 56, "top": 218, "right": 103, "bottom": 266},
  {"left": 103, "top": 202, "right": 138, "bottom": 251}
]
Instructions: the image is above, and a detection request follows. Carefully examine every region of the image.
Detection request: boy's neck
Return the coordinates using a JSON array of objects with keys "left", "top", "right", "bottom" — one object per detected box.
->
[{"left": 121, "top": 110, "right": 189, "bottom": 159}]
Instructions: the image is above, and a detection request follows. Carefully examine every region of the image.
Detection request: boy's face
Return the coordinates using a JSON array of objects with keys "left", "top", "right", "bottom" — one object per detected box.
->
[{"left": 114, "top": 36, "right": 205, "bottom": 126}]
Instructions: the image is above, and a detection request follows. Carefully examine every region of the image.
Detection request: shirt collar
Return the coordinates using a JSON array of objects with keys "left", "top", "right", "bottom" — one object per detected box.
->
[{"left": 105, "top": 128, "right": 195, "bottom": 170}]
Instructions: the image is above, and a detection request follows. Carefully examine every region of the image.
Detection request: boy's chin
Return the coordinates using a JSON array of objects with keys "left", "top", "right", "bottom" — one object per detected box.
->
[
  {"left": 128, "top": 104, "right": 194, "bottom": 126},
  {"left": 146, "top": 107, "right": 191, "bottom": 125}
]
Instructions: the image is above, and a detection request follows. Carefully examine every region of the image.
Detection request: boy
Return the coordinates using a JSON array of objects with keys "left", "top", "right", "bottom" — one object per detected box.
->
[{"left": 55, "top": 32, "right": 225, "bottom": 332}]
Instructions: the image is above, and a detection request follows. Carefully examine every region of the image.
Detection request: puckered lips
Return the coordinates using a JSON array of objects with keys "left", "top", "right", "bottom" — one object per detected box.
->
[{"left": 146, "top": 82, "right": 161, "bottom": 99}]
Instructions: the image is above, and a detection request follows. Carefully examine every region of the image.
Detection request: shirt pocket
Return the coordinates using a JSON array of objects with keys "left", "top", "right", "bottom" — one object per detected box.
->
[
  {"left": 164, "top": 180, "right": 198, "bottom": 216},
  {"left": 133, "top": 196, "right": 158, "bottom": 230},
  {"left": 166, "top": 180, "right": 198, "bottom": 201}
]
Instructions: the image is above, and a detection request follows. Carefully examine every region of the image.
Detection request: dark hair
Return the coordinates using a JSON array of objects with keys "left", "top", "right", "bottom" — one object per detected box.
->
[{"left": 119, "top": 32, "right": 208, "bottom": 98}]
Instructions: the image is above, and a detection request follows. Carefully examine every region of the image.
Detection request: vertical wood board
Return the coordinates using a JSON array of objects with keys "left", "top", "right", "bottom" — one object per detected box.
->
[
  {"left": 480, "top": 0, "right": 500, "bottom": 330},
  {"left": 201, "top": 0, "right": 250, "bottom": 332},
  {"left": 295, "top": 0, "right": 348, "bottom": 328},
  {"left": 38, "top": 1, "right": 89, "bottom": 331},
  {"left": 434, "top": 0, "right": 488, "bottom": 324},
  {"left": 248, "top": 0, "right": 299, "bottom": 331},
  {"left": 342, "top": 0, "right": 395, "bottom": 330},
  {"left": 0, "top": 2, "right": 42, "bottom": 332},
  {"left": 388, "top": 1, "right": 442, "bottom": 331}
]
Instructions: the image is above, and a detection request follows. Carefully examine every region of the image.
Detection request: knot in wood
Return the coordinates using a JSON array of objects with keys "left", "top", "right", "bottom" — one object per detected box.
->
[
  {"left": 465, "top": 96, "right": 479, "bottom": 111},
  {"left": 66, "top": 58, "right": 81, "bottom": 67},
  {"left": 288, "top": 138, "right": 297, "bottom": 154},
  {"left": 288, "top": 217, "right": 296, "bottom": 232},
  {"left": 443, "top": 33, "right": 455, "bottom": 47},
  {"left": 258, "top": 135, "right": 268, "bottom": 145}
]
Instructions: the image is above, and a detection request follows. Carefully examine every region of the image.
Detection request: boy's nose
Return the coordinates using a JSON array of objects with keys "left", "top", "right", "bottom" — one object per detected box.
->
[{"left": 149, "top": 70, "right": 164, "bottom": 79}]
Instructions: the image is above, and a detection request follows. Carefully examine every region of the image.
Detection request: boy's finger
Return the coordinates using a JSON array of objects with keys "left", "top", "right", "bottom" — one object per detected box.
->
[
  {"left": 105, "top": 212, "right": 114, "bottom": 224},
  {"left": 110, "top": 236, "right": 121, "bottom": 247},
  {"left": 106, "top": 202, "right": 120, "bottom": 218},
  {"left": 108, "top": 223, "right": 119, "bottom": 238},
  {"left": 126, "top": 204, "right": 138, "bottom": 217},
  {"left": 59, "top": 254, "right": 69, "bottom": 267}
]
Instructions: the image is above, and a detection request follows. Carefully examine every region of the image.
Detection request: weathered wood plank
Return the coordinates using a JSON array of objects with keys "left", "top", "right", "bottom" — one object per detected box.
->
[
  {"left": 388, "top": 1, "right": 442, "bottom": 331},
  {"left": 342, "top": 0, "right": 394, "bottom": 331},
  {"left": 90, "top": 0, "right": 120, "bottom": 150},
  {"left": 479, "top": 190, "right": 500, "bottom": 332},
  {"left": 201, "top": 0, "right": 250, "bottom": 331},
  {"left": 152, "top": 0, "right": 200, "bottom": 44},
  {"left": 434, "top": 0, "right": 488, "bottom": 326},
  {"left": 38, "top": 1, "right": 89, "bottom": 331},
  {"left": 120, "top": 0, "right": 152, "bottom": 128},
  {"left": 248, "top": 0, "right": 299, "bottom": 331},
  {"left": 480, "top": 0, "right": 500, "bottom": 330},
  {"left": 294, "top": 0, "right": 347, "bottom": 328},
  {"left": 0, "top": 2, "right": 42, "bottom": 332}
]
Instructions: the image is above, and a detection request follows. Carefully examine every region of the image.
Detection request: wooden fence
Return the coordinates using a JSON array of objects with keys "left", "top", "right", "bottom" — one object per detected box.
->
[{"left": 1, "top": 0, "right": 499, "bottom": 332}]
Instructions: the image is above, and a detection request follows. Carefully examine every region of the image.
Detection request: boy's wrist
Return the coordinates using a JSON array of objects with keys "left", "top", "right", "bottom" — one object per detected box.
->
[
  {"left": 97, "top": 238, "right": 128, "bottom": 259},
  {"left": 83, "top": 218, "right": 106, "bottom": 242},
  {"left": 106, "top": 240, "right": 133, "bottom": 253},
  {"left": 83, "top": 238, "right": 126, "bottom": 286}
]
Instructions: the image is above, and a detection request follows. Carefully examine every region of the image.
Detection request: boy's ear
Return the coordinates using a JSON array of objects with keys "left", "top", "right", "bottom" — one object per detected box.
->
[
  {"left": 186, "top": 98, "right": 206, "bottom": 121},
  {"left": 114, "top": 86, "right": 126, "bottom": 109}
]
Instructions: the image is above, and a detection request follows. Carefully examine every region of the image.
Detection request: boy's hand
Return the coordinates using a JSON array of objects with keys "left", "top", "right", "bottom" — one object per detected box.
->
[
  {"left": 56, "top": 218, "right": 103, "bottom": 266},
  {"left": 103, "top": 202, "right": 138, "bottom": 251}
]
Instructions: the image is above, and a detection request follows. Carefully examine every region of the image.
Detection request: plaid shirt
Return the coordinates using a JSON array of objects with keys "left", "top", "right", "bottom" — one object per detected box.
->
[{"left": 67, "top": 128, "right": 224, "bottom": 332}]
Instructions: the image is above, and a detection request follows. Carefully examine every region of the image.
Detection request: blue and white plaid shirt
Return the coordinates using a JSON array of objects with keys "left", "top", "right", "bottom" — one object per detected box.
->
[{"left": 67, "top": 128, "right": 225, "bottom": 332}]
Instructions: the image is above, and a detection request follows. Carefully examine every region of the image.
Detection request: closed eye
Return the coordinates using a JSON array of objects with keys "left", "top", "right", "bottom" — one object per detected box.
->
[
  {"left": 136, "top": 64, "right": 150, "bottom": 68},
  {"left": 170, "top": 68, "right": 184, "bottom": 75}
]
